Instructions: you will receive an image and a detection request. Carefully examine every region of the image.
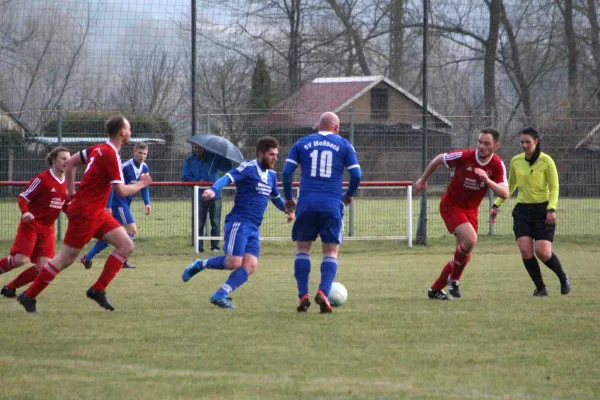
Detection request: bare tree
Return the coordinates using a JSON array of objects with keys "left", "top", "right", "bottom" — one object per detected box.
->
[
  {"left": 429, "top": 1, "right": 503, "bottom": 125},
  {"left": 583, "top": 0, "right": 600, "bottom": 103},
  {"left": 5, "top": 3, "right": 91, "bottom": 131},
  {"left": 388, "top": 0, "right": 405, "bottom": 84},
  {"left": 199, "top": 0, "right": 312, "bottom": 95},
  {"left": 325, "top": 0, "right": 372, "bottom": 75},
  {"left": 111, "top": 44, "right": 186, "bottom": 117},
  {"left": 196, "top": 55, "right": 254, "bottom": 144},
  {"left": 0, "top": 0, "right": 36, "bottom": 68},
  {"left": 497, "top": 0, "right": 560, "bottom": 125},
  {"left": 556, "top": 0, "right": 579, "bottom": 111}
]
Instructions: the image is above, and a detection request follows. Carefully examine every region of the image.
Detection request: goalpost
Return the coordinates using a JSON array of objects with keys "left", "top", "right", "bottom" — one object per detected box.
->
[{"left": 193, "top": 181, "right": 413, "bottom": 253}]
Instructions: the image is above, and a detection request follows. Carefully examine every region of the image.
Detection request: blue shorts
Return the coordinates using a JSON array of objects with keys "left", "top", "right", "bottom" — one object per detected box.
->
[
  {"left": 112, "top": 205, "right": 135, "bottom": 226},
  {"left": 223, "top": 220, "right": 260, "bottom": 258},
  {"left": 292, "top": 209, "right": 344, "bottom": 244}
]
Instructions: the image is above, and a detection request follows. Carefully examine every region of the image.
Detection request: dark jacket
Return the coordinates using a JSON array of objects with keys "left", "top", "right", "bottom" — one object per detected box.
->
[{"left": 182, "top": 152, "right": 232, "bottom": 198}]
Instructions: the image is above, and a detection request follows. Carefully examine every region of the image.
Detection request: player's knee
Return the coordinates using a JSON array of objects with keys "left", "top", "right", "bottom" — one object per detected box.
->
[
  {"left": 13, "top": 255, "right": 29, "bottom": 267},
  {"left": 461, "top": 236, "right": 477, "bottom": 251},
  {"left": 296, "top": 242, "right": 312, "bottom": 254},
  {"left": 244, "top": 264, "right": 257, "bottom": 275},
  {"left": 534, "top": 247, "right": 551, "bottom": 262},
  {"left": 115, "top": 237, "right": 135, "bottom": 257},
  {"left": 519, "top": 248, "right": 534, "bottom": 259},
  {"left": 322, "top": 244, "right": 339, "bottom": 258},
  {"left": 453, "top": 245, "right": 472, "bottom": 267},
  {"left": 224, "top": 256, "right": 242, "bottom": 269}
]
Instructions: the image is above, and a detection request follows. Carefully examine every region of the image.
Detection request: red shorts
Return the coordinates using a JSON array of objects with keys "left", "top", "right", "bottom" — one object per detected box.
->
[
  {"left": 63, "top": 210, "right": 121, "bottom": 249},
  {"left": 10, "top": 220, "right": 55, "bottom": 262},
  {"left": 440, "top": 201, "right": 479, "bottom": 234}
]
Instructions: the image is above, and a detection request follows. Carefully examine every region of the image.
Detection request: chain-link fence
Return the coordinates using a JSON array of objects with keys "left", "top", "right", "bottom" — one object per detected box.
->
[{"left": 1, "top": 1, "right": 599, "bottom": 242}]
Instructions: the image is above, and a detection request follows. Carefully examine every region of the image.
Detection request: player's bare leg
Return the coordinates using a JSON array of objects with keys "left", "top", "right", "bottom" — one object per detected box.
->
[
  {"left": 121, "top": 222, "right": 138, "bottom": 268},
  {"left": 0, "top": 253, "right": 30, "bottom": 297},
  {"left": 85, "top": 227, "right": 134, "bottom": 311},
  {"left": 17, "top": 246, "right": 81, "bottom": 312},
  {"left": 446, "top": 223, "right": 477, "bottom": 298},
  {"left": 295, "top": 241, "right": 313, "bottom": 312},
  {"left": 2, "top": 256, "right": 48, "bottom": 298}
]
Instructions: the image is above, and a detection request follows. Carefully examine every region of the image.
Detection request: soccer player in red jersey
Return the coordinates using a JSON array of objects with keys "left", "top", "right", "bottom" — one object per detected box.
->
[
  {"left": 0, "top": 147, "right": 70, "bottom": 298},
  {"left": 17, "top": 115, "right": 151, "bottom": 312},
  {"left": 414, "top": 127, "right": 509, "bottom": 300}
]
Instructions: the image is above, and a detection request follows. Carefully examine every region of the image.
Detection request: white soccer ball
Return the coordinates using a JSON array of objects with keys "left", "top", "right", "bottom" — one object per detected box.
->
[{"left": 329, "top": 282, "right": 348, "bottom": 307}]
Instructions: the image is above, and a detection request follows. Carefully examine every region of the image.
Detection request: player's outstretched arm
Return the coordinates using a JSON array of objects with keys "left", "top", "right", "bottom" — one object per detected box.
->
[
  {"left": 414, "top": 154, "right": 445, "bottom": 194},
  {"left": 204, "top": 174, "right": 233, "bottom": 199},
  {"left": 114, "top": 173, "right": 152, "bottom": 198}
]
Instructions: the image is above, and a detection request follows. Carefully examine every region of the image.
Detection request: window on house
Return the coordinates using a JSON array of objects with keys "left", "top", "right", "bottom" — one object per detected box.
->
[{"left": 371, "top": 88, "right": 389, "bottom": 120}]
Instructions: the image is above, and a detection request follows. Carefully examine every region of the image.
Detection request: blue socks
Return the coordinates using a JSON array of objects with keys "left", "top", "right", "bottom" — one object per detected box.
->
[
  {"left": 294, "top": 253, "right": 311, "bottom": 298},
  {"left": 85, "top": 233, "right": 135, "bottom": 261},
  {"left": 204, "top": 255, "right": 226, "bottom": 270},
  {"left": 85, "top": 240, "right": 109, "bottom": 261},
  {"left": 214, "top": 267, "right": 249, "bottom": 297},
  {"left": 319, "top": 256, "right": 338, "bottom": 296}
]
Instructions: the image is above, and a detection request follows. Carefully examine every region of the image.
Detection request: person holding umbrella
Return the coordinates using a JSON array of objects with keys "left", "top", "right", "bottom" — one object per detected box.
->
[{"left": 182, "top": 137, "right": 238, "bottom": 252}]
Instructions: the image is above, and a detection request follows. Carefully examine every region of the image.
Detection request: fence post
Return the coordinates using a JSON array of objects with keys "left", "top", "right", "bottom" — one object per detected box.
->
[
  {"left": 57, "top": 104, "right": 63, "bottom": 241},
  {"left": 488, "top": 188, "right": 495, "bottom": 235},
  {"left": 191, "top": 0, "right": 197, "bottom": 137},
  {"left": 416, "top": 0, "right": 429, "bottom": 246},
  {"left": 348, "top": 107, "right": 354, "bottom": 237},
  {"left": 206, "top": 108, "right": 211, "bottom": 135}
]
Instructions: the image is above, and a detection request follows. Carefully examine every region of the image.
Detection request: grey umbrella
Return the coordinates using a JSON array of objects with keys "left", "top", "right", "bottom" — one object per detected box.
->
[{"left": 186, "top": 134, "right": 245, "bottom": 164}]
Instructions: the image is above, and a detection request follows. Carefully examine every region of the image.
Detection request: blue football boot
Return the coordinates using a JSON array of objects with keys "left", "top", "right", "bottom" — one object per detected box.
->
[
  {"left": 210, "top": 293, "right": 236, "bottom": 309},
  {"left": 182, "top": 259, "right": 205, "bottom": 282}
]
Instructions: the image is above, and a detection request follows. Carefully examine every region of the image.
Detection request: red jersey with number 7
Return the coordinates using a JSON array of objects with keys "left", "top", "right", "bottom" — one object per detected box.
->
[
  {"left": 19, "top": 169, "right": 68, "bottom": 226},
  {"left": 67, "top": 141, "right": 124, "bottom": 219},
  {"left": 441, "top": 149, "right": 507, "bottom": 210}
]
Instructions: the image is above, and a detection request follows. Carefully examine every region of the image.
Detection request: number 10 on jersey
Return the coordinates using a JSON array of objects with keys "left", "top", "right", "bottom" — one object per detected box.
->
[{"left": 309, "top": 150, "right": 332, "bottom": 178}]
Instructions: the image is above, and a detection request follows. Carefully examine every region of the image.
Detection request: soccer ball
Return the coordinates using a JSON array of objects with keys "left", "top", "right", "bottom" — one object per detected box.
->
[{"left": 329, "top": 282, "right": 348, "bottom": 307}]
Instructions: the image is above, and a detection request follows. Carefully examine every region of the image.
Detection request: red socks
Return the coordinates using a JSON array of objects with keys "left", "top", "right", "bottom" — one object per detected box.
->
[
  {"left": 450, "top": 245, "right": 471, "bottom": 281},
  {"left": 7, "top": 267, "right": 39, "bottom": 290},
  {"left": 0, "top": 256, "right": 15, "bottom": 274},
  {"left": 91, "top": 252, "right": 125, "bottom": 292},
  {"left": 24, "top": 262, "right": 60, "bottom": 299},
  {"left": 431, "top": 262, "right": 453, "bottom": 291}
]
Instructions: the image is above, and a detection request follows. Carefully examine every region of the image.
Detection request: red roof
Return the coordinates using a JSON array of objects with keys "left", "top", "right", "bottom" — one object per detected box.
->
[{"left": 256, "top": 79, "right": 373, "bottom": 128}]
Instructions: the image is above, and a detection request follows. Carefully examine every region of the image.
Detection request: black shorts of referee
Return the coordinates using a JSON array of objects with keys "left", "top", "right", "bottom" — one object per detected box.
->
[{"left": 512, "top": 201, "right": 555, "bottom": 242}]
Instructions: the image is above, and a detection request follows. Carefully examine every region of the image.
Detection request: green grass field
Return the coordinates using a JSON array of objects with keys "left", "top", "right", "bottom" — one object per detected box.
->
[{"left": 0, "top": 236, "right": 598, "bottom": 399}]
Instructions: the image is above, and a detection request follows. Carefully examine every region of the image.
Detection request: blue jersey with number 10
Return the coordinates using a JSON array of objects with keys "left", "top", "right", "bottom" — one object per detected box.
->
[{"left": 286, "top": 132, "right": 359, "bottom": 204}]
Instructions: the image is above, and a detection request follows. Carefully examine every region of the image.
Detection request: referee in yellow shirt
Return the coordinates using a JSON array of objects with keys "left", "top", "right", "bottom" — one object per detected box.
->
[{"left": 490, "top": 127, "right": 570, "bottom": 296}]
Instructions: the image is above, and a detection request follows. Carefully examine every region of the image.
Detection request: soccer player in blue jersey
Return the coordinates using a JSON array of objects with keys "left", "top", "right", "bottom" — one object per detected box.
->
[
  {"left": 181, "top": 137, "right": 294, "bottom": 309},
  {"left": 80, "top": 142, "right": 151, "bottom": 270},
  {"left": 282, "top": 112, "right": 362, "bottom": 313}
]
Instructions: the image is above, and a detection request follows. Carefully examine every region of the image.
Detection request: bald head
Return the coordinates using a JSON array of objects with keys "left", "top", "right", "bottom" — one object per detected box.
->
[{"left": 317, "top": 112, "right": 340, "bottom": 134}]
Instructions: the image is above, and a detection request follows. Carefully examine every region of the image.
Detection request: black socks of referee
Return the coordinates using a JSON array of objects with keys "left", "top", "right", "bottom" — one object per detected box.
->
[
  {"left": 523, "top": 257, "right": 545, "bottom": 289},
  {"left": 542, "top": 253, "right": 566, "bottom": 279}
]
